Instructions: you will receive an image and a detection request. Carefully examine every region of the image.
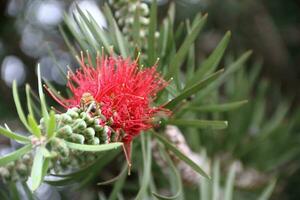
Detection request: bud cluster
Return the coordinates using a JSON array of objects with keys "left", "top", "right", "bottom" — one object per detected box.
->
[
  {"left": 108, "top": 0, "right": 152, "bottom": 41},
  {"left": 0, "top": 106, "right": 123, "bottom": 183}
]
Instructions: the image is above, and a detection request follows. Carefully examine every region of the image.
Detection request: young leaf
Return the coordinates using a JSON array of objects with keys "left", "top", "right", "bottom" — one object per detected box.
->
[
  {"left": 29, "top": 147, "right": 44, "bottom": 191},
  {"left": 12, "top": 80, "right": 31, "bottom": 132},
  {"left": 0, "top": 126, "right": 30, "bottom": 143},
  {"left": 47, "top": 111, "right": 56, "bottom": 139},
  {"left": 65, "top": 142, "right": 122, "bottom": 152},
  {"left": 165, "top": 69, "right": 223, "bottom": 109},
  {"left": 27, "top": 115, "right": 41, "bottom": 138},
  {"left": 0, "top": 144, "right": 32, "bottom": 166},
  {"left": 37, "top": 64, "right": 49, "bottom": 120},
  {"left": 153, "top": 132, "right": 210, "bottom": 179},
  {"left": 166, "top": 119, "right": 228, "bottom": 130},
  {"left": 25, "top": 84, "right": 36, "bottom": 121}
]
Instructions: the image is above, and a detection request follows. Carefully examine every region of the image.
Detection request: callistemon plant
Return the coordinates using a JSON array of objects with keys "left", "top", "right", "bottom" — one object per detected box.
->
[
  {"left": 0, "top": 0, "right": 256, "bottom": 199},
  {"left": 47, "top": 53, "right": 170, "bottom": 167}
]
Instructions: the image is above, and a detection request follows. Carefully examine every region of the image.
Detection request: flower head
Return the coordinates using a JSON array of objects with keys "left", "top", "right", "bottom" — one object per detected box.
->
[{"left": 48, "top": 53, "right": 169, "bottom": 166}]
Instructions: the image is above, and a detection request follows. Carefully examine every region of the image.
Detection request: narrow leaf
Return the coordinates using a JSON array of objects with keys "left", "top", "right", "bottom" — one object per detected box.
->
[
  {"left": 153, "top": 132, "right": 210, "bottom": 179},
  {"left": 165, "top": 14, "right": 207, "bottom": 81},
  {"left": 12, "top": 81, "right": 31, "bottom": 132},
  {"left": 166, "top": 119, "right": 228, "bottom": 130},
  {"left": 197, "top": 50, "right": 252, "bottom": 99},
  {"left": 37, "top": 64, "right": 49, "bottom": 120},
  {"left": 103, "top": 4, "right": 128, "bottom": 57},
  {"left": 152, "top": 147, "right": 182, "bottom": 200},
  {"left": 165, "top": 69, "right": 223, "bottom": 109},
  {"left": 258, "top": 179, "right": 277, "bottom": 200},
  {"left": 25, "top": 84, "right": 36, "bottom": 121},
  {"left": 65, "top": 142, "right": 122, "bottom": 152},
  {"left": 0, "top": 126, "right": 30, "bottom": 143},
  {"left": 224, "top": 163, "right": 236, "bottom": 200},
  {"left": 27, "top": 115, "right": 41, "bottom": 138},
  {"left": 136, "top": 134, "right": 152, "bottom": 200},
  {"left": 187, "top": 31, "right": 231, "bottom": 86},
  {"left": 0, "top": 144, "right": 32, "bottom": 166},
  {"left": 147, "top": 0, "right": 157, "bottom": 64},
  {"left": 47, "top": 111, "right": 56, "bottom": 139},
  {"left": 212, "top": 160, "right": 220, "bottom": 200},
  {"left": 186, "top": 100, "right": 248, "bottom": 112},
  {"left": 29, "top": 147, "right": 44, "bottom": 191}
]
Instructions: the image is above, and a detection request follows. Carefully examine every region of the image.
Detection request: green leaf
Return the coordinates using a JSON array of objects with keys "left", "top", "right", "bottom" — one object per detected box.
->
[
  {"left": 65, "top": 142, "right": 122, "bottom": 152},
  {"left": 147, "top": 0, "right": 157, "bottom": 64},
  {"left": 103, "top": 4, "right": 128, "bottom": 57},
  {"left": 197, "top": 50, "right": 252, "bottom": 99},
  {"left": 224, "top": 163, "right": 236, "bottom": 200},
  {"left": 42, "top": 158, "right": 51, "bottom": 178},
  {"left": 63, "top": 12, "right": 88, "bottom": 50},
  {"left": 12, "top": 81, "right": 31, "bottom": 132},
  {"left": 132, "top": 8, "right": 141, "bottom": 46},
  {"left": 108, "top": 166, "right": 128, "bottom": 200},
  {"left": 165, "top": 14, "right": 207, "bottom": 82},
  {"left": 166, "top": 119, "right": 228, "bottom": 130},
  {"left": 87, "top": 11, "right": 112, "bottom": 53},
  {"left": 186, "top": 100, "right": 248, "bottom": 112},
  {"left": 25, "top": 84, "right": 36, "bottom": 122},
  {"left": 0, "top": 126, "right": 30, "bottom": 143},
  {"left": 258, "top": 179, "right": 277, "bottom": 200},
  {"left": 165, "top": 69, "right": 223, "bottom": 109},
  {"left": 97, "top": 165, "right": 127, "bottom": 186},
  {"left": 29, "top": 147, "right": 44, "bottom": 191},
  {"left": 135, "top": 134, "right": 152, "bottom": 200},
  {"left": 47, "top": 111, "right": 56, "bottom": 139},
  {"left": 212, "top": 160, "right": 220, "bottom": 200},
  {"left": 187, "top": 31, "right": 231, "bottom": 87},
  {"left": 37, "top": 64, "right": 49, "bottom": 120},
  {"left": 153, "top": 132, "right": 210, "bottom": 179},
  {"left": 59, "top": 25, "right": 79, "bottom": 59},
  {"left": 152, "top": 147, "right": 182, "bottom": 200},
  {"left": 27, "top": 115, "right": 41, "bottom": 138},
  {"left": 0, "top": 144, "right": 32, "bottom": 166}
]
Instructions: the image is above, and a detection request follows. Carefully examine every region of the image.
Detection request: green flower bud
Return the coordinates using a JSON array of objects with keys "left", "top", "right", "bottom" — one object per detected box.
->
[
  {"left": 84, "top": 127, "right": 95, "bottom": 139},
  {"left": 16, "top": 163, "right": 28, "bottom": 176},
  {"left": 71, "top": 134, "right": 85, "bottom": 144},
  {"left": 61, "top": 114, "right": 73, "bottom": 124},
  {"left": 72, "top": 119, "right": 87, "bottom": 131},
  {"left": 70, "top": 107, "right": 80, "bottom": 113},
  {"left": 66, "top": 109, "right": 79, "bottom": 119},
  {"left": 92, "top": 137, "right": 100, "bottom": 145},
  {"left": 57, "top": 125, "right": 73, "bottom": 138},
  {"left": 94, "top": 124, "right": 104, "bottom": 132},
  {"left": 0, "top": 167, "right": 10, "bottom": 181}
]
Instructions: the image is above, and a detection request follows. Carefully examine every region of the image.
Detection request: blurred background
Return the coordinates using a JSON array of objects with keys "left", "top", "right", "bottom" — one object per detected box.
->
[{"left": 0, "top": 0, "right": 299, "bottom": 199}]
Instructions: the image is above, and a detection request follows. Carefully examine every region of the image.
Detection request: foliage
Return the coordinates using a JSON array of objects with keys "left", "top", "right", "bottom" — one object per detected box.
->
[{"left": 0, "top": 0, "right": 293, "bottom": 199}]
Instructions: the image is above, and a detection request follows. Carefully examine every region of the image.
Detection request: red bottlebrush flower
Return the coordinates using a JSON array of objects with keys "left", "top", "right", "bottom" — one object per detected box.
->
[{"left": 47, "top": 53, "right": 169, "bottom": 167}]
